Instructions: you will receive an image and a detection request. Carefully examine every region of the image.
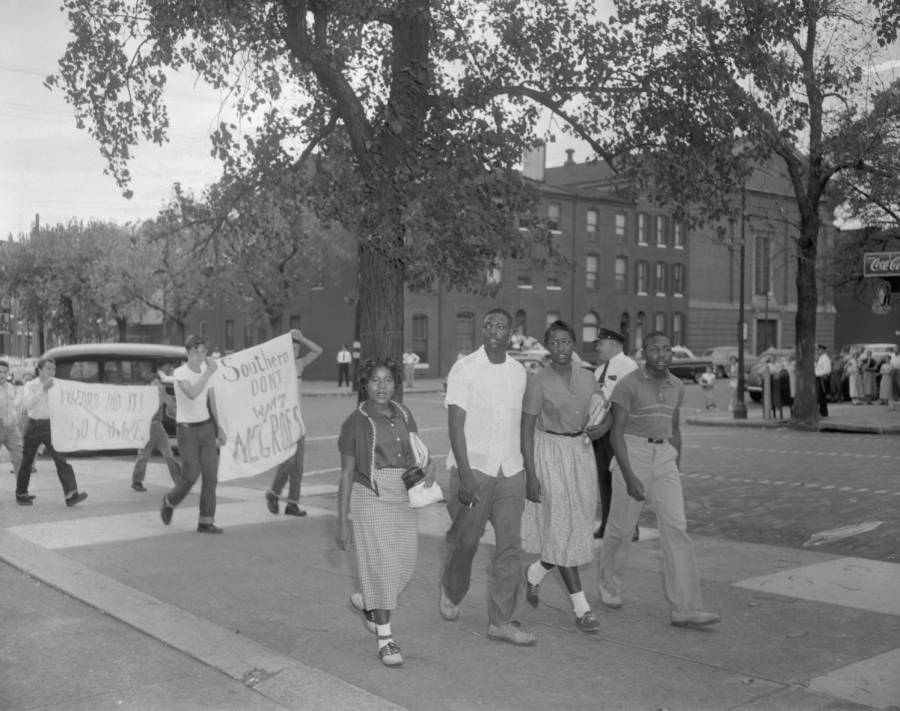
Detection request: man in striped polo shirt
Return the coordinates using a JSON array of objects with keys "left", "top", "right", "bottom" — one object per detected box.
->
[{"left": 597, "top": 331, "right": 720, "bottom": 629}]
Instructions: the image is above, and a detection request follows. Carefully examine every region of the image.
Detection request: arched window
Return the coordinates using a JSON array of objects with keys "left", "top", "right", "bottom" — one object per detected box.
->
[
  {"left": 411, "top": 313, "right": 428, "bottom": 362},
  {"left": 582, "top": 311, "right": 600, "bottom": 344},
  {"left": 586, "top": 254, "right": 599, "bottom": 289},
  {"left": 455, "top": 312, "right": 475, "bottom": 355},
  {"left": 620, "top": 312, "right": 631, "bottom": 352},
  {"left": 615, "top": 256, "right": 628, "bottom": 292},
  {"left": 672, "top": 313, "right": 684, "bottom": 346},
  {"left": 634, "top": 311, "right": 646, "bottom": 352},
  {"left": 654, "top": 311, "right": 666, "bottom": 333}
]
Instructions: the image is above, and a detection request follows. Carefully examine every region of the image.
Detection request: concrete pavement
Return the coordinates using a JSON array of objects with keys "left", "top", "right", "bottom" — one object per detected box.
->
[{"left": 1, "top": 380, "right": 899, "bottom": 710}]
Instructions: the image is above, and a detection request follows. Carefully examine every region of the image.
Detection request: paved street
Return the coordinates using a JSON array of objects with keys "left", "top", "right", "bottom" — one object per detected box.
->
[{"left": 1, "top": 379, "right": 899, "bottom": 710}]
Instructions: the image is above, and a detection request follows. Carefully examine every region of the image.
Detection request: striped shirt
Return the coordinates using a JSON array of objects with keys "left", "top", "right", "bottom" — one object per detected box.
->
[{"left": 611, "top": 364, "right": 684, "bottom": 439}]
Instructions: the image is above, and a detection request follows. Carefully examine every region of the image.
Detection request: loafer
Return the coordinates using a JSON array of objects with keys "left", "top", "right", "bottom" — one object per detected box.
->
[
  {"left": 131, "top": 482, "right": 147, "bottom": 492},
  {"left": 65, "top": 492, "right": 88, "bottom": 507},
  {"left": 284, "top": 503, "right": 307, "bottom": 517},
  {"left": 377, "top": 640, "right": 403, "bottom": 667},
  {"left": 265, "top": 491, "right": 279, "bottom": 515},
  {"left": 671, "top": 610, "right": 721, "bottom": 628},
  {"left": 487, "top": 622, "right": 536, "bottom": 647},
  {"left": 439, "top": 586, "right": 459, "bottom": 621},
  {"left": 598, "top": 581, "right": 623, "bottom": 609},
  {"left": 160, "top": 497, "right": 173, "bottom": 525},
  {"left": 348, "top": 593, "right": 377, "bottom": 634},
  {"left": 575, "top": 610, "right": 600, "bottom": 634},
  {"left": 197, "top": 523, "right": 224, "bottom": 534},
  {"left": 16, "top": 494, "right": 35, "bottom": 506},
  {"left": 525, "top": 573, "right": 540, "bottom": 609}
]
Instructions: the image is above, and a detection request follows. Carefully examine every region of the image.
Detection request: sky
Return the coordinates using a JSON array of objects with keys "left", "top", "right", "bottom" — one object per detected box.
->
[{"left": 0, "top": 1, "right": 587, "bottom": 241}]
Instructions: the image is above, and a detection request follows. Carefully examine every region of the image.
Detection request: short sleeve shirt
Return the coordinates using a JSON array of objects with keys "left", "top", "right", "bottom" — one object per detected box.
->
[
  {"left": 444, "top": 346, "right": 526, "bottom": 477},
  {"left": 173, "top": 363, "right": 211, "bottom": 424},
  {"left": 611, "top": 364, "right": 684, "bottom": 439},
  {"left": 523, "top": 365, "right": 599, "bottom": 433}
]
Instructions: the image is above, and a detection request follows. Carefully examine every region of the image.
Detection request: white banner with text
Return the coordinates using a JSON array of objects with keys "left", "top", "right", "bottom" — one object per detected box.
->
[
  {"left": 49, "top": 380, "right": 158, "bottom": 451},
  {"left": 214, "top": 333, "right": 301, "bottom": 481}
]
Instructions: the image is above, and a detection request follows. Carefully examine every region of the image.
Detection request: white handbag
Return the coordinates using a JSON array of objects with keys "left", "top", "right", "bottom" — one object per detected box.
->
[{"left": 406, "top": 433, "right": 445, "bottom": 507}]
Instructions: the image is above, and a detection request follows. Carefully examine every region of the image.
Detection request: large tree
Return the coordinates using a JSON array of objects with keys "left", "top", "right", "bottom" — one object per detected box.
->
[
  {"left": 577, "top": 0, "right": 900, "bottom": 426},
  {"left": 47, "top": 1, "right": 618, "bottom": 363}
]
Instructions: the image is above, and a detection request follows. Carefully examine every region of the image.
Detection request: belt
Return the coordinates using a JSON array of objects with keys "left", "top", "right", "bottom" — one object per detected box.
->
[
  {"left": 178, "top": 419, "right": 212, "bottom": 428},
  {"left": 544, "top": 430, "right": 583, "bottom": 437},
  {"left": 647, "top": 438, "right": 665, "bottom": 444}
]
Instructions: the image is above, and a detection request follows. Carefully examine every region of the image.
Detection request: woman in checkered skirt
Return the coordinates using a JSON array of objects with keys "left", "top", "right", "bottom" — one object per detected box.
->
[{"left": 336, "top": 357, "right": 435, "bottom": 667}]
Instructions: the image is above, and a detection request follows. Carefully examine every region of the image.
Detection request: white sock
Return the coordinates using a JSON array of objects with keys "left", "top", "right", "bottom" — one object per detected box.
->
[
  {"left": 527, "top": 561, "right": 550, "bottom": 585},
  {"left": 570, "top": 591, "right": 590, "bottom": 617},
  {"left": 376, "top": 623, "right": 392, "bottom": 649}
]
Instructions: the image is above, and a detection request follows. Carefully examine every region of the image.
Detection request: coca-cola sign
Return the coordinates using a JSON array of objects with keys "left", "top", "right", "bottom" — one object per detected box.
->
[{"left": 863, "top": 251, "right": 900, "bottom": 277}]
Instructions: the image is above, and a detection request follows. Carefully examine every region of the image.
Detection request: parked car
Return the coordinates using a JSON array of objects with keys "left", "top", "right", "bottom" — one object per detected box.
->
[
  {"left": 507, "top": 345, "right": 595, "bottom": 372},
  {"left": 700, "top": 346, "right": 758, "bottom": 378},
  {"left": 632, "top": 345, "right": 712, "bottom": 383},
  {"left": 746, "top": 347, "right": 794, "bottom": 402},
  {"left": 40, "top": 343, "right": 187, "bottom": 435}
]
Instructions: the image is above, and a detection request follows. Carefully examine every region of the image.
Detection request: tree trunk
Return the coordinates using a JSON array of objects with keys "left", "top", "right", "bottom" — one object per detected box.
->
[
  {"left": 357, "top": 238, "right": 404, "bottom": 372},
  {"left": 791, "top": 211, "right": 820, "bottom": 428},
  {"left": 116, "top": 316, "right": 127, "bottom": 341}
]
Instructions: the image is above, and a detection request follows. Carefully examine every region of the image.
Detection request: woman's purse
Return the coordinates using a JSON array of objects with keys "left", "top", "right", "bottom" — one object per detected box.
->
[{"left": 404, "top": 433, "right": 444, "bottom": 507}]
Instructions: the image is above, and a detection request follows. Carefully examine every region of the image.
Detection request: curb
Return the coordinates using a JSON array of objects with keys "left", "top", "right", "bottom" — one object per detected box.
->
[{"left": 686, "top": 416, "right": 900, "bottom": 435}]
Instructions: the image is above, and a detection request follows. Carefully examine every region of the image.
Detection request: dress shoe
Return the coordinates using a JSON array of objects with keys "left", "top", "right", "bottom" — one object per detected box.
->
[
  {"left": 349, "top": 593, "right": 377, "bottom": 634},
  {"left": 265, "top": 491, "right": 279, "bottom": 514},
  {"left": 575, "top": 610, "right": 600, "bottom": 634},
  {"left": 525, "top": 572, "right": 540, "bottom": 609},
  {"left": 439, "top": 586, "right": 459, "bottom": 621},
  {"left": 16, "top": 494, "right": 35, "bottom": 506},
  {"left": 670, "top": 610, "right": 721, "bottom": 628},
  {"left": 160, "top": 497, "right": 173, "bottom": 525},
  {"left": 598, "top": 580, "right": 623, "bottom": 609},
  {"left": 197, "top": 523, "right": 224, "bottom": 534},
  {"left": 487, "top": 622, "right": 536, "bottom": 646},
  {"left": 131, "top": 482, "right": 147, "bottom": 492},
  {"left": 593, "top": 526, "right": 604, "bottom": 539},
  {"left": 66, "top": 492, "right": 88, "bottom": 507},
  {"left": 377, "top": 640, "right": 403, "bottom": 667},
  {"left": 284, "top": 503, "right": 307, "bottom": 517}
]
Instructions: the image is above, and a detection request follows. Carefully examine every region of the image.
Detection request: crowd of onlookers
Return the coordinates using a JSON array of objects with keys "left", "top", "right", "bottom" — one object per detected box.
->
[{"left": 827, "top": 347, "right": 900, "bottom": 405}]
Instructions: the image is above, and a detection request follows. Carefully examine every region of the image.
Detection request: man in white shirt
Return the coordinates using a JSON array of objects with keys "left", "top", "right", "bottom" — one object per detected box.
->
[
  {"left": 0, "top": 360, "right": 23, "bottom": 475},
  {"left": 336, "top": 344, "right": 352, "bottom": 388},
  {"left": 440, "top": 308, "right": 535, "bottom": 646},
  {"left": 160, "top": 335, "right": 227, "bottom": 533},
  {"left": 592, "top": 329, "right": 638, "bottom": 539},
  {"left": 814, "top": 344, "right": 832, "bottom": 418},
  {"left": 15, "top": 358, "right": 87, "bottom": 507}
]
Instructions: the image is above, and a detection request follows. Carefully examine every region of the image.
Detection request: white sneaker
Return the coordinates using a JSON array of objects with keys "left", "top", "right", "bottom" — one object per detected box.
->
[{"left": 598, "top": 581, "right": 623, "bottom": 609}]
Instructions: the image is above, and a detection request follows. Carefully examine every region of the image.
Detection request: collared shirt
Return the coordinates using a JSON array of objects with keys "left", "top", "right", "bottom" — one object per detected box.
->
[
  {"left": 595, "top": 351, "right": 638, "bottom": 401},
  {"left": 21, "top": 377, "right": 51, "bottom": 419},
  {"left": 173, "top": 363, "right": 211, "bottom": 423},
  {"left": 444, "top": 346, "right": 526, "bottom": 477},
  {"left": 523, "top": 363, "right": 599, "bottom": 433},
  {"left": 815, "top": 353, "right": 832, "bottom": 378},
  {"left": 337, "top": 349, "right": 352, "bottom": 364},
  {"left": 611, "top": 363, "right": 684, "bottom": 439},
  {"left": 0, "top": 381, "right": 17, "bottom": 420}
]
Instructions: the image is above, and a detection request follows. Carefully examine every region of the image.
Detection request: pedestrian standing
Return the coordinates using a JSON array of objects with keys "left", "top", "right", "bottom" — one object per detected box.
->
[
  {"left": 814, "top": 345, "right": 831, "bottom": 417},
  {"left": 131, "top": 373, "right": 181, "bottom": 491},
  {"left": 878, "top": 356, "right": 893, "bottom": 405},
  {"left": 699, "top": 365, "right": 717, "bottom": 410},
  {"left": 336, "top": 357, "right": 437, "bottom": 667},
  {"left": 891, "top": 349, "right": 900, "bottom": 405},
  {"left": 337, "top": 344, "right": 352, "bottom": 388},
  {"left": 727, "top": 355, "right": 739, "bottom": 411},
  {"left": 159, "top": 335, "right": 226, "bottom": 533},
  {"left": 591, "top": 328, "right": 637, "bottom": 540},
  {"left": 846, "top": 351, "right": 863, "bottom": 404},
  {"left": 861, "top": 350, "right": 878, "bottom": 404},
  {"left": 14, "top": 358, "right": 88, "bottom": 507},
  {"left": 597, "top": 331, "right": 720, "bottom": 629},
  {"left": 0, "top": 360, "right": 23, "bottom": 476},
  {"left": 402, "top": 349, "right": 420, "bottom": 389},
  {"left": 521, "top": 320, "right": 603, "bottom": 633},
  {"left": 265, "top": 328, "right": 322, "bottom": 517},
  {"left": 439, "top": 308, "right": 536, "bottom": 646}
]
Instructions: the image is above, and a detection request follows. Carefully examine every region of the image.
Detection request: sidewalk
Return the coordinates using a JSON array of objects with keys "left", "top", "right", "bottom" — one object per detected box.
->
[{"left": 2, "top": 455, "right": 899, "bottom": 710}]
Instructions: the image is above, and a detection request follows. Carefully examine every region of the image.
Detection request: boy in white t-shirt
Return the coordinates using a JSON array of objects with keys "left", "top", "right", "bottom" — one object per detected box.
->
[{"left": 700, "top": 365, "right": 717, "bottom": 410}]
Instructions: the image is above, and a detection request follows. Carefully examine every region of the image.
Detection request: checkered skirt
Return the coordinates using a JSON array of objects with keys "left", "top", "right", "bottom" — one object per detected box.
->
[{"left": 350, "top": 467, "right": 418, "bottom": 610}]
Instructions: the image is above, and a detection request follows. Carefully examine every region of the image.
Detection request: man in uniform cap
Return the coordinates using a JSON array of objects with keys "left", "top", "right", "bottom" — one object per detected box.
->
[{"left": 592, "top": 328, "right": 637, "bottom": 539}]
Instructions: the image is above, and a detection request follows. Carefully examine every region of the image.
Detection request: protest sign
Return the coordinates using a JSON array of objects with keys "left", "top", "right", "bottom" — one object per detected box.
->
[
  {"left": 49, "top": 379, "right": 158, "bottom": 451},
  {"left": 214, "top": 333, "right": 301, "bottom": 481}
]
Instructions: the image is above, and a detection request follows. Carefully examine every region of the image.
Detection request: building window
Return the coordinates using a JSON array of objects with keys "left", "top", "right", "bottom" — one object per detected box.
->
[
  {"left": 243, "top": 325, "right": 253, "bottom": 348},
  {"left": 620, "top": 312, "right": 631, "bottom": 351},
  {"left": 412, "top": 314, "right": 428, "bottom": 362},
  {"left": 518, "top": 262, "right": 532, "bottom": 288},
  {"left": 547, "top": 203, "right": 560, "bottom": 231},
  {"left": 582, "top": 311, "right": 600, "bottom": 344},
  {"left": 634, "top": 311, "right": 646, "bottom": 352},
  {"left": 637, "top": 212, "right": 648, "bottom": 245},
  {"left": 615, "top": 213, "right": 626, "bottom": 244},
  {"left": 755, "top": 234, "right": 772, "bottom": 295},
  {"left": 224, "top": 320, "right": 234, "bottom": 352},
  {"left": 586, "top": 254, "right": 599, "bottom": 289},
  {"left": 615, "top": 256, "right": 628, "bottom": 292},
  {"left": 654, "top": 311, "right": 666, "bottom": 333},
  {"left": 655, "top": 262, "right": 667, "bottom": 295},
  {"left": 655, "top": 215, "right": 666, "bottom": 247},
  {"left": 289, "top": 315, "right": 301, "bottom": 330},
  {"left": 546, "top": 310, "right": 560, "bottom": 327},
  {"left": 546, "top": 259, "right": 561, "bottom": 289},
  {"left": 486, "top": 259, "right": 502, "bottom": 285},
  {"left": 514, "top": 309, "right": 527, "bottom": 338},
  {"left": 586, "top": 209, "right": 597, "bottom": 234},
  {"left": 672, "top": 263, "right": 685, "bottom": 296},
  {"left": 455, "top": 312, "right": 475, "bottom": 355},
  {"left": 636, "top": 260, "right": 648, "bottom": 294},
  {"left": 672, "top": 312, "right": 684, "bottom": 346},
  {"left": 673, "top": 220, "right": 685, "bottom": 249}
]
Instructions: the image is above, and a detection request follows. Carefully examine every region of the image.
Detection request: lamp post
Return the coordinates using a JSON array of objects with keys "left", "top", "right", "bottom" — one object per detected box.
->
[{"left": 733, "top": 183, "right": 748, "bottom": 419}]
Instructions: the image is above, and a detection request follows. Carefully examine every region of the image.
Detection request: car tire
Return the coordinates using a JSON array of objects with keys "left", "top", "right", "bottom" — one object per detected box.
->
[{"left": 749, "top": 392, "right": 762, "bottom": 403}]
